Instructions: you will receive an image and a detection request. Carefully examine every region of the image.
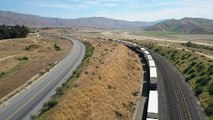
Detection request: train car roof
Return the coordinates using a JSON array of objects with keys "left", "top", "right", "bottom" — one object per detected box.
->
[
  {"left": 150, "top": 67, "right": 157, "bottom": 77},
  {"left": 147, "top": 55, "right": 153, "bottom": 60},
  {"left": 140, "top": 48, "right": 146, "bottom": 51},
  {"left": 148, "top": 91, "right": 158, "bottom": 114},
  {"left": 144, "top": 50, "right": 150, "bottom": 55},
  {"left": 149, "top": 60, "right": 156, "bottom": 67},
  {"left": 147, "top": 118, "right": 158, "bottom": 120}
]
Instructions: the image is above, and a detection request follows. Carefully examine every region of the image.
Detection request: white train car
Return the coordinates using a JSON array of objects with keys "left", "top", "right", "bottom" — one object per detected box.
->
[
  {"left": 144, "top": 50, "right": 150, "bottom": 55},
  {"left": 147, "top": 55, "right": 153, "bottom": 61},
  {"left": 147, "top": 91, "right": 158, "bottom": 120},
  {"left": 148, "top": 60, "right": 156, "bottom": 68},
  {"left": 140, "top": 47, "right": 146, "bottom": 51},
  {"left": 150, "top": 67, "right": 157, "bottom": 90}
]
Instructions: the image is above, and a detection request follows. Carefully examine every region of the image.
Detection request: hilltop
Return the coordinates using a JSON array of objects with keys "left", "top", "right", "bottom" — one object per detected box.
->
[{"left": 145, "top": 18, "right": 213, "bottom": 34}]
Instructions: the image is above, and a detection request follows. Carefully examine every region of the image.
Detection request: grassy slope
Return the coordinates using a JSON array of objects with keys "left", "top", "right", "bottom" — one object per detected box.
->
[
  {"left": 131, "top": 40, "right": 213, "bottom": 119},
  {"left": 133, "top": 31, "right": 184, "bottom": 39},
  {"left": 37, "top": 38, "right": 142, "bottom": 120},
  {"left": 36, "top": 42, "right": 94, "bottom": 117}
]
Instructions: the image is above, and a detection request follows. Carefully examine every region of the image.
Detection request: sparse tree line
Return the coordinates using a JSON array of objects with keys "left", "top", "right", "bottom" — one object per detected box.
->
[{"left": 0, "top": 25, "right": 29, "bottom": 40}]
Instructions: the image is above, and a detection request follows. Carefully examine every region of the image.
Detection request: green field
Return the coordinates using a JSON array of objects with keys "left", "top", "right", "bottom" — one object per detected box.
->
[
  {"left": 133, "top": 31, "right": 183, "bottom": 38},
  {"left": 132, "top": 31, "right": 213, "bottom": 45}
]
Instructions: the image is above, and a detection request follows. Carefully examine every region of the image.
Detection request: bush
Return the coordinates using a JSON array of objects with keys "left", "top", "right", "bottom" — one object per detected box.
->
[
  {"left": 196, "top": 77, "right": 210, "bottom": 86},
  {"left": 47, "top": 99, "right": 58, "bottom": 108},
  {"left": 24, "top": 44, "right": 38, "bottom": 51},
  {"left": 208, "top": 83, "right": 213, "bottom": 95},
  {"left": 190, "top": 61, "right": 197, "bottom": 67},
  {"left": 114, "top": 111, "right": 123, "bottom": 118},
  {"left": 188, "top": 69, "right": 195, "bottom": 74},
  {"left": 41, "top": 98, "right": 58, "bottom": 114},
  {"left": 194, "top": 85, "right": 203, "bottom": 96},
  {"left": 199, "top": 71, "right": 205, "bottom": 76},
  {"left": 154, "top": 48, "right": 161, "bottom": 52},
  {"left": 186, "top": 73, "right": 197, "bottom": 81},
  {"left": 197, "top": 64, "right": 205, "bottom": 72},
  {"left": 54, "top": 43, "right": 61, "bottom": 51},
  {"left": 183, "top": 67, "right": 190, "bottom": 74},
  {"left": 204, "top": 103, "right": 213, "bottom": 116},
  {"left": 200, "top": 77, "right": 211, "bottom": 86},
  {"left": 18, "top": 56, "right": 29, "bottom": 61},
  {"left": 207, "top": 65, "right": 213, "bottom": 75},
  {"left": 0, "top": 72, "right": 5, "bottom": 78}
]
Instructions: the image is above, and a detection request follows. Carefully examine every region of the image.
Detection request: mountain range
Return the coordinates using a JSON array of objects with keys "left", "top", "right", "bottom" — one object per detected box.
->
[
  {"left": 0, "top": 11, "right": 157, "bottom": 29},
  {"left": 145, "top": 18, "right": 213, "bottom": 34},
  {"left": 1, "top": 11, "right": 213, "bottom": 34}
]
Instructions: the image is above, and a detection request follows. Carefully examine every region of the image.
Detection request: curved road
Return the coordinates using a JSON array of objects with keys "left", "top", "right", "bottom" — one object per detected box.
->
[
  {"left": 0, "top": 37, "right": 85, "bottom": 120},
  {"left": 149, "top": 50, "right": 206, "bottom": 120}
]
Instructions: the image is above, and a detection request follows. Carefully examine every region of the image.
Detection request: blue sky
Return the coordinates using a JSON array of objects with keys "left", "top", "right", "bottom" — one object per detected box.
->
[{"left": 0, "top": 0, "right": 213, "bottom": 21}]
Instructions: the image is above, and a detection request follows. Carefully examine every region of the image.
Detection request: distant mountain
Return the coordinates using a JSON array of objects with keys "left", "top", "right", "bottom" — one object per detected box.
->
[
  {"left": 0, "top": 11, "right": 157, "bottom": 29},
  {"left": 145, "top": 18, "right": 213, "bottom": 34}
]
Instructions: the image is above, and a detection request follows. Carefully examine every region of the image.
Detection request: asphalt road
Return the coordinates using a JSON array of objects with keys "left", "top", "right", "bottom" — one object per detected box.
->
[
  {"left": 0, "top": 37, "right": 85, "bottom": 120},
  {"left": 149, "top": 50, "right": 206, "bottom": 120}
]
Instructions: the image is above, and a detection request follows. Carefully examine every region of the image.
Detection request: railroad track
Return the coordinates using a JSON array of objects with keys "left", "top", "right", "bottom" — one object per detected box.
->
[{"left": 157, "top": 54, "right": 191, "bottom": 120}]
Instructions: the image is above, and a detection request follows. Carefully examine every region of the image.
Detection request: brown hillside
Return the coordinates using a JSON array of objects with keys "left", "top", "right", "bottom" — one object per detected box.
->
[{"left": 38, "top": 39, "right": 142, "bottom": 120}]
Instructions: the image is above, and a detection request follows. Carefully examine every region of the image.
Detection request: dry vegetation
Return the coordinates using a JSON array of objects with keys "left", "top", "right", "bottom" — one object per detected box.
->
[
  {"left": 0, "top": 34, "right": 71, "bottom": 98},
  {"left": 38, "top": 37, "right": 142, "bottom": 120}
]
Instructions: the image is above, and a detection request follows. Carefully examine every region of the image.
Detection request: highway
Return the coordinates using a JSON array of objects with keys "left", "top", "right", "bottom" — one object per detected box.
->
[
  {"left": 149, "top": 50, "right": 206, "bottom": 120},
  {"left": 0, "top": 37, "right": 85, "bottom": 120}
]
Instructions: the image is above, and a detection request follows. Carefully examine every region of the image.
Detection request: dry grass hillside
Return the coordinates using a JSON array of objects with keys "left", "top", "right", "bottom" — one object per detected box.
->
[
  {"left": 0, "top": 34, "right": 71, "bottom": 98},
  {"left": 38, "top": 38, "right": 142, "bottom": 120}
]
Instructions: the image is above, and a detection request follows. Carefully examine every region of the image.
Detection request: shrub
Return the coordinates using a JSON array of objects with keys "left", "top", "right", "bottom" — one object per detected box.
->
[
  {"left": 207, "top": 65, "right": 213, "bottom": 75},
  {"left": 24, "top": 44, "right": 38, "bottom": 51},
  {"left": 194, "top": 85, "right": 203, "bottom": 96},
  {"left": 41, "top": 98, "right": 58, "bottom": 114},
  {"left": 183, "top": 67, "right": 190, "bottom": 74},
  {"left": 196, "top": 77, "right": 210, "bottom": 86},
  {"left": 132, "top": 91, "right": 139, "bottom": 96},
  {"left": 114, "top": 111, "right": 123, "bottom": 118},
  {"left": 200, "top": 77, "right": 211, "bottom": 86},
  {"left": 47, "top": 99, "right": 58, "bottom": 108},
  {"left": 186, "top": 73, "right": 197, "bottom": 81},
  {"left": 190, "top": 61, "right": 197, "bottom": 67},
  {"left": 188, "top": 69, "right": 195, "bottom": 74},
  {"left": 208, "top": 83, "right": 213, "bottom": 95},
  {"left": 204, "top": 103, "right": 213, "bottom": 116},
  {"left": 54, "top": 43, "right": 61, "bottom": 51},
  {"left": 199, "top": 71, "right": 205, "bottom": 76},
  {"left": 18, "top": 56, "right": 29, "bottom": 61},
  {"left": 56, "top": 87, "right": 64, "bottom": 96},
  {"left": 154, "top": 48, "right": 161, "bottom": 52},
  {"left": 197, "top": 64, "right": 205, "bottom": 72},
  {"left": 0, "top": 72, "right": 5, "bottom": 78}
]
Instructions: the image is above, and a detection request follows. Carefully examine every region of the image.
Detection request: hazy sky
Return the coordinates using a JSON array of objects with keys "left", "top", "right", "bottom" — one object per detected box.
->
[{"left": 0, "top": 0, "right": 213, "bottom": 21}]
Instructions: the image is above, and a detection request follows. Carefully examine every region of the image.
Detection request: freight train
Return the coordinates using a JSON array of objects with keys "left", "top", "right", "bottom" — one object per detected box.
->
[{"left": 111, "top": 39, "right": 158, "bottom": 120}]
